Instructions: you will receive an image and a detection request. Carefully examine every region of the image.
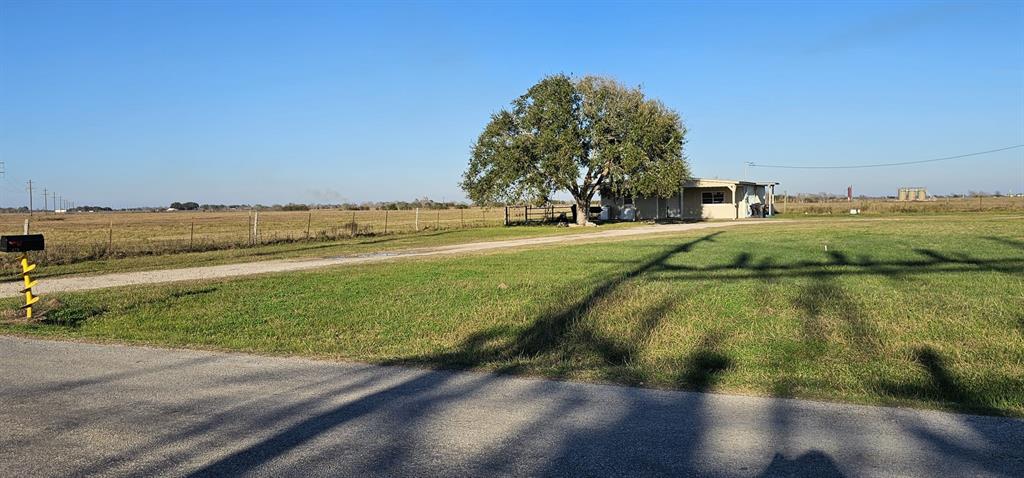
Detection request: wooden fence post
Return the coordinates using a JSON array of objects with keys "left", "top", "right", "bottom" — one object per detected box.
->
[
  {"left": 461, "top": 209, "right": 465, "bottom": 228},
  {"left": 384, "top": 209, "right": 389, "bottom": 234},
  {"left": 415, "top": 208, "right": 420, "bottom": 231},
  {"left": 189, "top": 220, "right": 195, "bottom": 250},
  {"left": 108, "top": 220, "right": 113, "bottom": 254},
  {"left": 436, "top": 210, "right": 440, "bottom": 229},
  {"left": 306, "top": 211, "right": 312, "bottom": 239},
  {"left": 351, "top": 211, "right": 357, "bottom": 237}
]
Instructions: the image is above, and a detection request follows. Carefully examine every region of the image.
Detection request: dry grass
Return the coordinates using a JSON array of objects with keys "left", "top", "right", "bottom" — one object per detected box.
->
[
  {"left": 778, "top": 196, "right": 1024, "bottom": 215},
  {"left": 0, "top": 208, "right": 505, "bottom": 269}
]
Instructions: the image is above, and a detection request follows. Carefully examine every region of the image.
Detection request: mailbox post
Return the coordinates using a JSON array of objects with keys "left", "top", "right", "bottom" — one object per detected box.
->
[{"left": 1, "top": 234, "right": 45, "bottom": 318}]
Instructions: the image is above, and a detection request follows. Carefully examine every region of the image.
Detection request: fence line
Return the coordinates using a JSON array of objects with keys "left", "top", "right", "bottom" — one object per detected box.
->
[
  {"left": 504, "top": 204, "right": 577, "bottom": 225},
  {"left": 775, "top": 196, "right": 1024, "bottom": 215},
  {"left": 0, "top": 208, "right": 510, "bottom": 271}
]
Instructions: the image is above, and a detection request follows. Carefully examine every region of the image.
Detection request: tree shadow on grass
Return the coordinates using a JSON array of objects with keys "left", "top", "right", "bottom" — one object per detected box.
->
[
  {"left": 590, "top": 244, "right": 1023, "bottom": 285},
  {"left": 651, "top": 248, "right": 1023, "bottom": 281},
  {"left": 387, "top": 232, "right": 725, "bottom": 386},
  {"left": 792, "top": 275, "right": 879, "bottom": 355},
  {"left": 676, "top": 332, "right": 733, "bottom": 391},
  {"left": 876, "top": 346, "right": 1018, "bottom": 416},
  {"left": 763, "top": 273, "right": 877, "bottom": 400},
  {"left": 983, "top": 235, "right": 1024, "bottom": 251}
]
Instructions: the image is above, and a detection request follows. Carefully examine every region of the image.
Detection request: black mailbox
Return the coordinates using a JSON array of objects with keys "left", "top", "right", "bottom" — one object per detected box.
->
[{"left": 1, "top": 234, "right": 45, "bottom": 252}]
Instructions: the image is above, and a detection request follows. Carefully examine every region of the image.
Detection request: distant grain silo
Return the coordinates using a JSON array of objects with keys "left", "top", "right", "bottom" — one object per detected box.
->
[{"left": 898, "top": 187, "right": 927, "bottom": 201}]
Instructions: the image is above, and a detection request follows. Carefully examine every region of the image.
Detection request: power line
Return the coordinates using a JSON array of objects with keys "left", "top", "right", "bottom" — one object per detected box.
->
[{"left": 749, "top": 144, "right": 1024, "bottom": 170}]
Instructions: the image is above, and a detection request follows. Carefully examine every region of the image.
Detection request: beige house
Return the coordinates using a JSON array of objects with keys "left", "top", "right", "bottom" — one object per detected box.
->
[{"left": 600, "top": 178, "right": 778, "bottom": 221}]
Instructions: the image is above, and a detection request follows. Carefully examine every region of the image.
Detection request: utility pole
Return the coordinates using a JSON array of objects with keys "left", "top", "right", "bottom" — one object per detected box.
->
[
  {"left": 26, "top": 180, "right": 33, "bottom": 215},
  {"left": 43, "top": 188, "right": 48, "bottom": 212},
  {"left": 51, "top": 192, "right": 57, "bottom": 211}
]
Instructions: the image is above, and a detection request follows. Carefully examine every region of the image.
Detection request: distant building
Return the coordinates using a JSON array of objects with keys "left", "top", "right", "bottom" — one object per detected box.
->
[{"left": 898, "top": 187, "right": 928, "bottom": 201}]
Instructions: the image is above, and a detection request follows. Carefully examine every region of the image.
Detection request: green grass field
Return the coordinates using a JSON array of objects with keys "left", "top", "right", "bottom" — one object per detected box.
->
[
  {"left": 11, "top": 222, "right": 643, "bottom": 280},
  {"left": 3, "top": 215, "right": 1022, "bottom": 416}
]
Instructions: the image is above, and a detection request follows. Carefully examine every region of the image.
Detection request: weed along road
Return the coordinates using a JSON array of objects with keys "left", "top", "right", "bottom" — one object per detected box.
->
[
  {"left": 0, "top": 220, "right": 783, "bottom": 297},
  {"left": 1, "top": 337, "right": 1022, "bottom": 477}
]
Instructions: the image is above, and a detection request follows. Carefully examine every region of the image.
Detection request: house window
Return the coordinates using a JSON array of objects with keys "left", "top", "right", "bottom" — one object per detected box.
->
[{"left": 701, "top": 192, "right": 725, "bottom": 204}]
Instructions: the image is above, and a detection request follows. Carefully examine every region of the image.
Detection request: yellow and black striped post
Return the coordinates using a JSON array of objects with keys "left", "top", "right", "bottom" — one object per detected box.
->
[
  {"left": 2, "top": 234, "right": 45, "bottom": 318},
  {"left": 20, "top": 255, "right": 39, "bottom": 318}
]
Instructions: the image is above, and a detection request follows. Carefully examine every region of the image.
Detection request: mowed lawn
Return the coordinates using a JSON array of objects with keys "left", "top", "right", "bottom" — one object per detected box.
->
[
  {"left": 3, "top": 215, "right": 1022, "bottom": 416},
  {"left": 9, "top": 222, "right": 643, "bottom": 280}
]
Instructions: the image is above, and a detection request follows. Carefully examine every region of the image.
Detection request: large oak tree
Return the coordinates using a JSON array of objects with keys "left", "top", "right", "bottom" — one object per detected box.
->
[{"left": 461, "top": 75, "right": 688, "bottom": 224}]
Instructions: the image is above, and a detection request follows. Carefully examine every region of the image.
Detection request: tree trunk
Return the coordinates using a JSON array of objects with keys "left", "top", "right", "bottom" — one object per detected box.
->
[{"left": 575, "top": 198, "right": 590, "bottom": 225}]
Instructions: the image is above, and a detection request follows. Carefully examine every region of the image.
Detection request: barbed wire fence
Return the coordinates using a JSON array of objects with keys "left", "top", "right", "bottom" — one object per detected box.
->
[{"left": 1, "top": 207, "right": 508, "bottom": 273}]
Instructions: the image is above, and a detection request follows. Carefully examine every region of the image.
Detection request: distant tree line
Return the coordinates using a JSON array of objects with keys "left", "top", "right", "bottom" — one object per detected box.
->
[
  {"left": 157, "top": 197, "right": 471, "bottom": 212},
  {"left": 71, "top": 205, "right": 114, "bottom": 212},
  {"left": 361, "top": 197, "right": 470, "bottom": 211}
]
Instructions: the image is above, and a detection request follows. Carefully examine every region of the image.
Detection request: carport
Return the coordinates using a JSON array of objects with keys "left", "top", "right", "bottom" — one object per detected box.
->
[{"left": 600, "top": 178, "right": 778, "bottom": 220}]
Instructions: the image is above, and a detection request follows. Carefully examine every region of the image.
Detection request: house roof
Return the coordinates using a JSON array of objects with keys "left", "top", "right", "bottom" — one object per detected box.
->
[{"left": 683, "top": 178, "right": 779, "bottom": 187}]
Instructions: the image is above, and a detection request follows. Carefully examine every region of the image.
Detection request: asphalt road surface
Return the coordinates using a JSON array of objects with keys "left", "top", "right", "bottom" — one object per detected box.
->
[{"left": 2, "top": 337, "right": 1022, "bottom": 477}]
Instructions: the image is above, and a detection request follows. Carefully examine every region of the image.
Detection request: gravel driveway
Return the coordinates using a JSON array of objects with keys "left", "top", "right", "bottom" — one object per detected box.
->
[{"left": 0, "top": 221, "right": 780, "bottom": 297}]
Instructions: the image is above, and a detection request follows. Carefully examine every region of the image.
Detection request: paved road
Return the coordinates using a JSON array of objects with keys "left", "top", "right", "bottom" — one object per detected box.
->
[
  {"left": 2, "top": 337, "right": 1021, "bottom": 477},
  {"left": 0, "top": 221, "right": 780, "bottom": 297}
]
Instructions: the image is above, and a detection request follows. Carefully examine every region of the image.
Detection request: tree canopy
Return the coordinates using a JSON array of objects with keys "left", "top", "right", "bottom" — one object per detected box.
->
[
  {"left": 169, "top": 202, "right": 200, "bottom": 210},
  {"left": 461, "top": 75, "right": 688, "bottom": 224}
]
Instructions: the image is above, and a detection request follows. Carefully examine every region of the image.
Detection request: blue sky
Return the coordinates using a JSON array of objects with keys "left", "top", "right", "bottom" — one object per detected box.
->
[{"left": 1, "top": 1, "right": 1021, "bottom": 208}]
